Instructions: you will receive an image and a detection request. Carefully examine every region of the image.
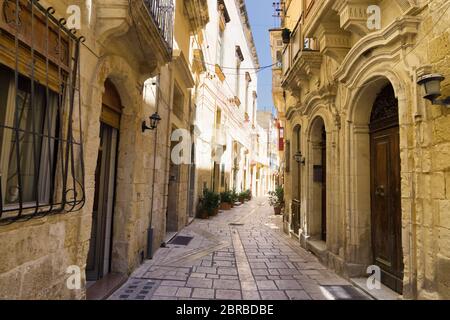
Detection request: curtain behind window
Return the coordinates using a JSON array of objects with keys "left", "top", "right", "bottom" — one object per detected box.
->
[{"left": 0, "top": 68, "right": 59, "bottom": 206}]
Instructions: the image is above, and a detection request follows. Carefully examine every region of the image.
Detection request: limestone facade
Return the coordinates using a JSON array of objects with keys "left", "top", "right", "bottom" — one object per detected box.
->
[
  {"left": 272, "top": 0, "right": 450, "bottom": 299},
  {"left": 190, "top": 0, "right": 263, "bottom": 206},
  {"left": 0, "top": 0, "right": 206, "bottom": 299}
]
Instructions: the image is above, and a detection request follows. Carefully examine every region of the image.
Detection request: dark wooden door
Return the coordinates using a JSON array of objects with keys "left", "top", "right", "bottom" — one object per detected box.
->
[
  {"left": 321, "top": 127, "right": 327, "bottom": 241},
  {"left": 370, "top": 84, "right": 403, "bottom": 294}
]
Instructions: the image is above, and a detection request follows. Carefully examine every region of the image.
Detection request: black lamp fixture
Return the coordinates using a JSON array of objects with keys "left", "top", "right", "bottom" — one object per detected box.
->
[
  {"left": 294, "top": 151, "right": 305, "bottom": 166},
  {"left": 142, "top": 112, "right": 162, "bottom": 132},
  {"left": 417, "top": 73, "right": 450, "bottom": 106}
]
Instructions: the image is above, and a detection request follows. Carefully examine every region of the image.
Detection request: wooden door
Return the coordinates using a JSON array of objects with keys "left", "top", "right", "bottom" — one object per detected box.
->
[
  {"left": 86, "top": 123, "right": 119, "bottom": 281},
  {"left": 86, "top": 80, "right": 122, "bottom": 281},
  {"left": 370, "top": 84, "right": 403, "bottom": 293}
]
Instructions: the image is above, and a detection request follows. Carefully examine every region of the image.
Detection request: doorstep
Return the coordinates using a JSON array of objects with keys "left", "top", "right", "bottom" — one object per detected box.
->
[
  {"left": 86, "top": 273, "right": 128, "bottom": 300},
  {"left": 350, "top": 277, "right": 402, "bottom": 300}
]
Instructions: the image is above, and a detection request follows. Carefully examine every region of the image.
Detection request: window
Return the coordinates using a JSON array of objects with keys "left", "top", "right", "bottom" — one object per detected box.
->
[
  {"left": 0, "top": 1, "right": 85, "bottom": 224},
  {"left": 173, "top": 83, "right": 185, "bottom": 120},
  {"left": 0, "top": 67, "right": 59, "bottom": 206}
]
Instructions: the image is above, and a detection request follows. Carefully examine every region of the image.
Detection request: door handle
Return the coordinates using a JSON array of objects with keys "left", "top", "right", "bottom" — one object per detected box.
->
[{"left": 375, "top": 185, "right": 385, "bottom": 197}]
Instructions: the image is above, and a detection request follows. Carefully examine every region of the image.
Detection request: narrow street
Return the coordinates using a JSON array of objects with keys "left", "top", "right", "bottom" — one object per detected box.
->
[{"left": 109, "top": 198, "right": 371, "bottom": 301}]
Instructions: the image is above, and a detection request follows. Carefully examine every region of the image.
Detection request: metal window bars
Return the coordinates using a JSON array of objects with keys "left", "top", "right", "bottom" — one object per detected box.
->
[
  {"left": 0, "top": 0, "right": 85, "bottom": 225},
  {"left": 143, "top": 0, "right": 174, "bottom": 53}
]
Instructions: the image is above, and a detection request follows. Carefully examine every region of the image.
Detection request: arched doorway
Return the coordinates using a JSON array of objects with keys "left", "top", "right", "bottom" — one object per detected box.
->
[
  {"left": 86, "top": 79, "right": 122, "bottom": 282},
  {"left": 369, "top": 84, "right": 403, "bottom": 293},
  {"left": 309, "top": 117, "right": 327, "bottom": 242}
]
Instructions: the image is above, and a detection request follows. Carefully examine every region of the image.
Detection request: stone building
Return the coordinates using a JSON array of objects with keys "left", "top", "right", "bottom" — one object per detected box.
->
[
  {"left": 0, "top": 0, "right": 206, "bottom": 299},
  {"left": 190, "top": 0, "right": 260, "bottom": 205},
  {"left": 271, "top": 0, "right": 450, "bottom": 299}
]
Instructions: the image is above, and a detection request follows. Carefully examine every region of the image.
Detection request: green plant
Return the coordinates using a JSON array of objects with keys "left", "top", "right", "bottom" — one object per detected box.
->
[
  {"left": 244, "top": 189, "right": 252, "bottom": 200},
  {"left": 230, "top": 188, "right": 239, "bottom": 204},
  {"left": 202, "top": 189, "right": 220, "bottom": 215},
  {"left": 268, "top": 186, "right": 284, "bottom": 208},
  {"left": 220, "top": 190, "right": 232, "bottom": 204}
]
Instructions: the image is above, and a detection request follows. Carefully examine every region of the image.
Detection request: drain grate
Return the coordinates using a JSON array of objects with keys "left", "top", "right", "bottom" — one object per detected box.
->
[
  {"left": 169, "top": 236, "right": 194, "bottom": 246},
  {"left": 229, "top": 223, "right": 245, "bottom": 226},
  {"left": 321, "top": 285, "right": 370, "bottom": 300}
]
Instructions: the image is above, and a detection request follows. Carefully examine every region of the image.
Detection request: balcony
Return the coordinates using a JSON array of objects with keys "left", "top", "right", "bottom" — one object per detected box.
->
[
  {"left": 143, "top": 0, "right": 174, "bottom": 52},
  {"left": 96, "top": 0, "right": 174, "bottom": 75},
  {"left": 184, "top": 0, "right": 210, "bottom": 32}
]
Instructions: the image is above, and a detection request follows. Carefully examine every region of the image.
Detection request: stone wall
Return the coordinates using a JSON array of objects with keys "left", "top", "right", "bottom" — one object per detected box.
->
[
  {"left": 278, "top": 0, "right": 450, "bottom": 299},
  {"left": 0, "top": 0, "right": 174, "bottom": 299}
]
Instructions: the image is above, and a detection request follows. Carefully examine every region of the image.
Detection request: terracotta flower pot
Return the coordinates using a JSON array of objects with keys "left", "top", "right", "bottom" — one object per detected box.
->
[
  {"left": 274, "top": 206, "right": 282, "bottom": 215},
  {"left": 198, "top": 210, "right": 209, "bottom": 219},
  {"left": 220, "top": 202, "right": 232, "bottom": 211}
]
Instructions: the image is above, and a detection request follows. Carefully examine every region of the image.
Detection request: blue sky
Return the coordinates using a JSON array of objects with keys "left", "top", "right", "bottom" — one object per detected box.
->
[{"left": 245, "top": 0, "right": 276, "bottom": 114}]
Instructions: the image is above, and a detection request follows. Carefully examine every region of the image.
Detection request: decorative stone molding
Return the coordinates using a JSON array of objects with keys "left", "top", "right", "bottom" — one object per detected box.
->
[
  {"left": 184, "top": 0, "right": 210, "bottom": 32},
  {"left": 335, "top": 15, "right": 421, "bottom": 85},
  {"left": 317, "top": 22, "right": 352, "bottom": 64},
  {"left": 332, "top": 0, "right": 374, "bottom": 38},
  {"left": 192, "top": 48, "right": 207, "bottom": 74},
  {"left": 215, "top": 64, "right": 226, "bottom": 82},
  {"left": 96, "top": 0, "right": 172, "bottom": 75},
  {"left": 173, "top": 49, "right": 195, "bottom": 88},
  {"left": 282, "top": 51, "right": 323, "bottom": 96}
]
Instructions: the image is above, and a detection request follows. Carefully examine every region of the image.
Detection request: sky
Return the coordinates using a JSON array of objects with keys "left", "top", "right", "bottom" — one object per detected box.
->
[{"left": 245, "top": 0, "right": 277, "bottom": 115}]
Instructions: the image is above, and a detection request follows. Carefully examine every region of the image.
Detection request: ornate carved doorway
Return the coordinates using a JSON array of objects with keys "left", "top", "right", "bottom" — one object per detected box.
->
[{"left": 369, "top": 84, "right": 404, "bottom": 293}]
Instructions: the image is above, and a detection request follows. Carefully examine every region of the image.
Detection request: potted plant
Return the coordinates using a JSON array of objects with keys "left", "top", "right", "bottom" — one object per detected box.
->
[
  {"left": 238, "top": 191, "right": 247, "bottom": 203},
  {"left": 245, "top": 189, "right": 252, "bottom": 201},
  {"left": 282, "top": 28, "right": 291, "bottom": 44},
  {"left": 230, "top": 188, "right": 239, "bottom": 207},
  {"left": 198, "top": 189, "right": 220, "bottom": 218},
  {"left": 268, "top": 186, "right": 284, "bottom": 215},
  {"left": 220, "top": 191, "right": 233, "bottom": 211}
]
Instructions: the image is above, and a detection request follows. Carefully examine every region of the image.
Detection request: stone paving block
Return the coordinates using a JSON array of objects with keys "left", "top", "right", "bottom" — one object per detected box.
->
[
  {"left": 215, "top": 290, "right": 242, "bottom": 300},
  {"left": 254, "top": 276, "right": 268, "bottom": 281},
  {"left": 266, "top": 262, "right": 288, "bottom": 269},
  {"left": 259, "top": 290, "right": 289, "bottom": 300},
  {"left": 256, "top": 280, "right": 277, "bottom": 290},
  {"left": 213, "top": 260, "right": 233, "bottom": 267},
  {"left": 186, "top": 277, "right": 213, "bottom": 289},
  {"left": 160, "top": 280, "right": 186, "bottom": 287},
  {"left": 241, "top": 281, "right": 258, "bottom": 291},
  {"left": 206, "top": 274, "right": 220, "bottom": 279},
  {"left": 195, "top": 266, "right": 218, "bottom": 274},
  {"left": 217, "top": 267, "right": 238, "bottom": 275},
  {"left": 176, "top": 287, "right": 192, "bottom": 298},
  {"left": 249, "top": 262, "right": 267, "bottom": 269},
  {"left": 275, "top": 280, "right": 303, "bottom": 290},
  {"left": 252, "top": 269, "right": 269, "bottom": 276},
  {"left": 192, "top": 288, "right": 215, "bottom": 299},
  {"left": 285, "top": 290, "right": 311, "bottom": 300},
  {"left": 213, "top": 279, "right": 241, "bottom": 290},
  {"left": 154, "top": 286, "right": 179, "bottom": 296},
  {"left": 220, "top": 275, "right": 239, "bottom": 280}
]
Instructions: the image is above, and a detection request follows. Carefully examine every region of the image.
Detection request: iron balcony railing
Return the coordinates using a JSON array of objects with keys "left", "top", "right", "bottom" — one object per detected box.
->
[
  {"left": 291, "top": 199, "right": 301, "bottom": 235},
  {"left": 143, "top": 0, "right": 174, "bottom": 52}
]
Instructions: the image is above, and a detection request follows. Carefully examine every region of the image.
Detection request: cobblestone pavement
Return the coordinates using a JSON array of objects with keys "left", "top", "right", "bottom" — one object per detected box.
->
[{"left": 109, "top": 198, "right": 371, "bottom": 300}]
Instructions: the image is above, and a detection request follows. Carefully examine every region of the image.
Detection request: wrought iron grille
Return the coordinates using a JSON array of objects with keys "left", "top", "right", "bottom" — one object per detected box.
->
[
  {"left": 291, "top": 199, "right": 301, "bottom": 235},
  {"left": 0, "top": 0, "right": 85, "bottom": 224},
  {"left": 143, "top": 0, "right": 174, "bottom": 52}
]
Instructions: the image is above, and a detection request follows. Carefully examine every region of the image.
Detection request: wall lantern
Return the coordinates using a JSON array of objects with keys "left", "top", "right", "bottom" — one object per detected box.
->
[
  {"left": 294, "top": 151, "right": 305, "bottom": 166},
  {"left": 417, "top": 73, "right": 450, "bottom": 106},
  {"left": 142, "top": 112, "right": 162, "bottom": 132}
]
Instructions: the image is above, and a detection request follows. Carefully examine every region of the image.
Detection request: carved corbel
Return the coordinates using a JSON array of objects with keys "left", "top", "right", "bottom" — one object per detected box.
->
[{"left": 332, "top": 0, "right": 376, "bottom": 38}]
